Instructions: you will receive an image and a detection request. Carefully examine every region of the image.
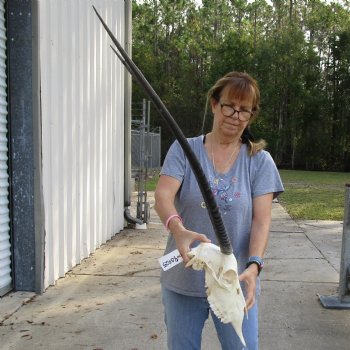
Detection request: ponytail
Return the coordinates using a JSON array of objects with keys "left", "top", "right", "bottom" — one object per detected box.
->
[{"left": 241, "top": 128, "right": 266, "bottom": 156}]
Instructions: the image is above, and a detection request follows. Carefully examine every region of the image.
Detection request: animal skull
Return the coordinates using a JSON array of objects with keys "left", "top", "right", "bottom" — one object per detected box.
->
[{"left": 186, "top": 242, "right": 247, "bottom": 347}]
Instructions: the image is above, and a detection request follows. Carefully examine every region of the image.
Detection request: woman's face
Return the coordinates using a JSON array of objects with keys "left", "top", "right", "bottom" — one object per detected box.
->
[{"left": 211, "top": 86, "right": 254, "bottom": 139}]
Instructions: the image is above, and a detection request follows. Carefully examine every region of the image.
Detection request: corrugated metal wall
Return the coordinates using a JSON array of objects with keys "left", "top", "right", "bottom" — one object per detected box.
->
[
  {"left": 39, "top": 0, "right": 125, "bottom": 288},
  {"left": 0, "top": 0, "right": 11, "bottom": 296}
]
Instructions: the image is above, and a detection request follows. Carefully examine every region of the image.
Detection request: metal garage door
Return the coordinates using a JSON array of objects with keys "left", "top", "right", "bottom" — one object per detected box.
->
[{"left": 0, "top": 0, "right": 11, "bottom": 297}]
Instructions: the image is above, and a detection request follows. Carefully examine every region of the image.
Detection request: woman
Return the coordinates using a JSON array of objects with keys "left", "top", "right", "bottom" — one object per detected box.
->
[{"left": 154, "top": 71, "right": 284, "bottom": 350}]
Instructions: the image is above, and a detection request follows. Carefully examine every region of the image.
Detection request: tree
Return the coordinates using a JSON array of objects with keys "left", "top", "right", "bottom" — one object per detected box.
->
[{"left": 132, "top": 0, "right": 350, "bottom": 170}]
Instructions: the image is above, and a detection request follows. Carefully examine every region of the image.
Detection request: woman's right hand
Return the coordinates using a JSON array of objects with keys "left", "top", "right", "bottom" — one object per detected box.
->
[{"left": 169, "top": 220, "right": 211, "bottom": 264}]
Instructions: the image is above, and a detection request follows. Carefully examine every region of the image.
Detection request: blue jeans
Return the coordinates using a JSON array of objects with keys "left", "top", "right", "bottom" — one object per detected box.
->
[{"left": 162, "top": 286, "right": 258, "bottom": 350}]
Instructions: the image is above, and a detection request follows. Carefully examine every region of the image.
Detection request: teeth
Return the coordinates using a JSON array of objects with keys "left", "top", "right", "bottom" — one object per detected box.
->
[{"left": 186, "top": 243, "right": 247, "bottom": 347}]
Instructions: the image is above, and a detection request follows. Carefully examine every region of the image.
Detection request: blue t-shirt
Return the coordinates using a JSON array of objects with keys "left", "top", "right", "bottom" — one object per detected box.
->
[{"left": 160, "top": 136, "right": 284, "bottom": 297}]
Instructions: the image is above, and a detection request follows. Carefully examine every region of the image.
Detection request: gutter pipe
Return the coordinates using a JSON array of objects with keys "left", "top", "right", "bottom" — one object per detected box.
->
[{"left": 123, "top": 0, "right": 142, "bottom": 226}]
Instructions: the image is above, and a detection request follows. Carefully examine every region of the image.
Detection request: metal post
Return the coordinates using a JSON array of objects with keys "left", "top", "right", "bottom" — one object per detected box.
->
[
  {"left": 144, "top": 101, "right": 151, "bottom": 222},
  {"left": 146, "top": 100, "right": 151, "bottom": 170},
  {"left": 159, "top": 126, "right": 162, "bottom": 168},
  {"left": 319, "top": 184, "right": 350, "bottom": 309},
  {"left": 339, "top": 184, "right": 350, "bottom": 302},
  {"left": 142, "top": 99, "right": 149, "bottom": 223},
  {"left": 135, "top": 99, "right": 151, "bottom": 224}
]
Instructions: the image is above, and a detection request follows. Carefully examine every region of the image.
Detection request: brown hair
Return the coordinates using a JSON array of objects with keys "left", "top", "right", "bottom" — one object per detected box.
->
[{"left": 203, "top": 71, "right": 266, "bottom": 155}]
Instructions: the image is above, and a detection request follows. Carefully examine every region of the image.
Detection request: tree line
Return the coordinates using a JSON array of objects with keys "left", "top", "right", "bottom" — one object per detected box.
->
[{"left": 132, "top": 0, "right": 350, "bottom": 171}]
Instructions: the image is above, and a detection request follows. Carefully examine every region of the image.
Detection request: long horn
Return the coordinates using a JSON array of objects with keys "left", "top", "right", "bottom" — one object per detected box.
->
[{"left": 93, "top": 6, "right": 232, "bottom": 255}]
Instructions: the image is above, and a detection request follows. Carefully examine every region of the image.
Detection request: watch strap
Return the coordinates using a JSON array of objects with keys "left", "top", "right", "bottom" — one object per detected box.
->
[{"left": 246, "top": 256, "right": 264, "bottom": 275}]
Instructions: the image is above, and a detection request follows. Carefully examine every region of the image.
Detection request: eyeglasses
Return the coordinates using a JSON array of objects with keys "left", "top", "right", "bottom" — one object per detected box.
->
[{"left": 220, "top": 103, "right": 253, "bottom": 122}]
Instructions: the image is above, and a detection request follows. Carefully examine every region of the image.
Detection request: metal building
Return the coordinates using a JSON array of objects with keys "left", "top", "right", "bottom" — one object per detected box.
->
[{"left": 0, "top": 0, "right": 131, "bottom": 296}]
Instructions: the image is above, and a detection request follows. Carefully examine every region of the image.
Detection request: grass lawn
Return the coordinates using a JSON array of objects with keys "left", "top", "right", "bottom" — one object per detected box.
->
[
  {"left": 278, "top": 169, "right": 350, "bottom": 220},
  {"left": 144, "top": 169, "right": 350, "bottom": 220},
  {"left": 144, "top": 171, "right": 160, "bottom": 191}
]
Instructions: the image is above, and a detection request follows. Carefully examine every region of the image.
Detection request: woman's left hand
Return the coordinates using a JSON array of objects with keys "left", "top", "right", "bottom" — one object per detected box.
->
[{"left": 238, "top": 264, "right": 259, "bottom": 310}]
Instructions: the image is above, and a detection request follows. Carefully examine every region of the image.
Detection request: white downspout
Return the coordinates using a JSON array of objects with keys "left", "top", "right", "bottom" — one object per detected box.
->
[{"left": 123, "top": 0, "right": 142, "bottom": 225}]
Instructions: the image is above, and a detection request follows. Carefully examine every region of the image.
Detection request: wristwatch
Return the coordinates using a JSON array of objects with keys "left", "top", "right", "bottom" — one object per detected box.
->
[{"left": 246, "top": 256, "right": 264, "bottom": 275}]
